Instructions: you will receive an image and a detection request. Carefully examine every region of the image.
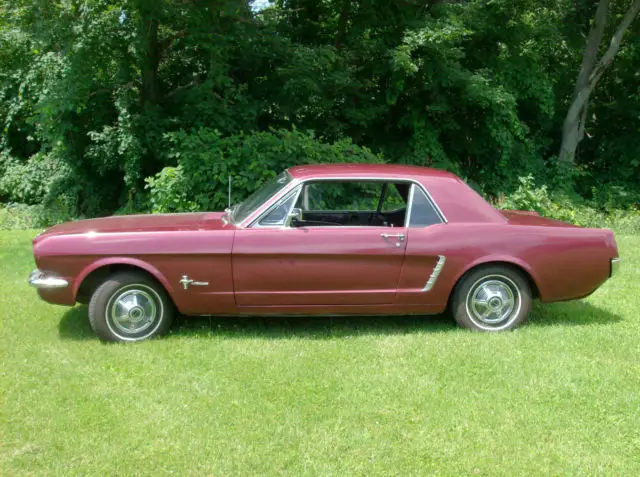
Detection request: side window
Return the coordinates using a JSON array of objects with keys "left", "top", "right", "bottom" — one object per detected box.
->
[
  {"left": 300, "top": 182, "right": 384, "bottom": 211},
  {"left": 409, "top": 186, "right": 442, "bottom": 227},
  {"left": 259, "top": 189, "right": 299, "bottom": 226},
  {"left": 380, "top": 184, "right": 405, "bottom": 213}
]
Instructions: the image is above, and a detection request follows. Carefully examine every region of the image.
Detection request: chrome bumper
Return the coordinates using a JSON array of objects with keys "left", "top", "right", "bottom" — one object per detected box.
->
[
  {"left": 610, "top": 258, "right": 620, "bottom": 278},
  {"left": 29, "top": 269, "right": 69, "bottom": 289}
]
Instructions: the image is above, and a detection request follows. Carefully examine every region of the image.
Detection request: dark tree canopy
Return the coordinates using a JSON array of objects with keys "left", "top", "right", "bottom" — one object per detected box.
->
[{"left": 0, "top": 0, "right": 638, "bottom": 219}]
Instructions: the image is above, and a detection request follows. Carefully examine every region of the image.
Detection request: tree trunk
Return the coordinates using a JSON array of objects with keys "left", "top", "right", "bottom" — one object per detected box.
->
[
  {"left": 141, "top": 16, "right": 160, "bottom": 107},
  {"left": 137, "top": 3, "right": 162, "bottom": 184},
  {"left": 574, "top": 0, "right": 609, "bottom": 95},
  {"left": 559, "top": 0, "right": 640, "bottom": 163}
]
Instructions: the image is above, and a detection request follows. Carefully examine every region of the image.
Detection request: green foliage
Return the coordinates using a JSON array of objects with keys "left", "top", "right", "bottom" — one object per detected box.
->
[
  {"left": 0, "top": 198, "right": 77, "bottom": 231},
  {"left": 145, "top": 166, "right": 198, "bottom": 214},
  {"left": 146, "top": 128, "right": 383, "bottom": 213},
  {"left": 0, "top": 203, "right": 43, "bottom": 230},
  {"left": 0, "top": 151, "right": 69, "bottom": 205},
  {"left": 500, "top": 175, "right": 552, "bottom": 216},
  {"left": 498, "top": 174, "right": 640, "bottom": 233},
  {"left": 0, "top": 0, "right": 639, "bottom": 217}
]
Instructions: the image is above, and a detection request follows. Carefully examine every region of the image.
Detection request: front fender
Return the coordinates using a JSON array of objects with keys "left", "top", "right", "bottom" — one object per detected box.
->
[{"left": 73, "top": 257, "right": 175, "bottom": 300}]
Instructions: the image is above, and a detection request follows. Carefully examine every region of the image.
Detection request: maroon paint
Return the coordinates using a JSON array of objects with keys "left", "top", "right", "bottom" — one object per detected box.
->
[
  {"left": 31, "top": 164, "right": 618, "bottom": 317},
  {"left": 232, "top": 226, "right": 408, "bottom": 306}
]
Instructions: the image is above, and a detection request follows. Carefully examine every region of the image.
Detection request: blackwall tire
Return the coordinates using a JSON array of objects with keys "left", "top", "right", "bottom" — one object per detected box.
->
[
  {"left": 88, "top": 271, "right": 174, "bottom": 342},
  {"left": 451, "top": 265, "right": 532, "bottom": 332}
]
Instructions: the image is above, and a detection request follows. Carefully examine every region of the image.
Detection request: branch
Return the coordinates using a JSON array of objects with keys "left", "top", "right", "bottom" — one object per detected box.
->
[
  {"left": 574, "top": 0, "right": 609, "bottom": 96},
  {"left": 589, "top": 0, "right": 640, "bottom": 83}
]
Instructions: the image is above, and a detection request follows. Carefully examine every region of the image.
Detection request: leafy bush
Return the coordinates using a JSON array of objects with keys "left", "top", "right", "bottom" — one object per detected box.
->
[
  {"left": 0, "top": 199, "right": 77, "bottom": 231},
  {"left": 0, "top": 203, "right": 44, "bottom": 230},
  {"left": 145, "top": 128, "right": 384, "bottom": 213},
  {"left": 499, "top": 175, "right": 551, "bottom": 216},
  {"left": 0, "top": 151, "right": 67, "bottom": 205},
  {"left": 145, "top": 166, "right": 199, "bottom": 214},
  {"left": 497, "top": 174, "right": 640, "bottom": 234}
]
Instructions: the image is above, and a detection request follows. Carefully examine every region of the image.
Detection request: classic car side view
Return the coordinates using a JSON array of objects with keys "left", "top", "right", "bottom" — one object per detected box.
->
[{"left": 29, "top": 164, "right": 620, "bottom": 342}]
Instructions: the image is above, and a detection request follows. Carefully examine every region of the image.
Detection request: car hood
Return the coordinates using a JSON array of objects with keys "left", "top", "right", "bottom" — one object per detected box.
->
[{"left": 37, "top": 212, "right": 229, "bottom": 239}]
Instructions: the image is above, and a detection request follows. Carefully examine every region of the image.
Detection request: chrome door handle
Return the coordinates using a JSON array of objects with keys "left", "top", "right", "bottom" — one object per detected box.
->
[{"left": 381, "top": 233, "right": 405, "bottom": 241}]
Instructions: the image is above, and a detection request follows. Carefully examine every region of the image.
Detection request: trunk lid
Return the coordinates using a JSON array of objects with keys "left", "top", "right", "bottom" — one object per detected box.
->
[{"left": 500, "top": 209, "right": 578, "bottom": 228}]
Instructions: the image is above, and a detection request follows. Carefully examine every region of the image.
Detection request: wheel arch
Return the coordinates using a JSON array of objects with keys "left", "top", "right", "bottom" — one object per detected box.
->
[
  {"left": 448, "top": 258, "right": 541, "bottom": 304},
  {"left": 74, "top": 258, "right": 174, "bottom": 303}
]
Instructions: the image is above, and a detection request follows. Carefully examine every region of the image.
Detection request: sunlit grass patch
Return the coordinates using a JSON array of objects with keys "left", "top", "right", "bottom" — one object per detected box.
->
[{"left": 1, "top": 230, "right": 638, "bottom": 476}]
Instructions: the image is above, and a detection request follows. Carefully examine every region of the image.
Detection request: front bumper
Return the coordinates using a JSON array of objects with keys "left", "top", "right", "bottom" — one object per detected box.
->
[
  {"left": 610, "top": 258, "right": 621, "bottom": 278},
  {"left": 29, "top": 269, "right": 69, "bottom": 289}
]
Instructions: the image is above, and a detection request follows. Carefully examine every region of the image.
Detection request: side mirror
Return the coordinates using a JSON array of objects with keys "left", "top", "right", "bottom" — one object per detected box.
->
[{"left": 285, "top": 207, "right": 302, "bottom": 226}]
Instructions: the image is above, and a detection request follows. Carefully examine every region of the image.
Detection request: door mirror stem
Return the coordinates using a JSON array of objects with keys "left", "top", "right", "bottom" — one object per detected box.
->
[{"left": 285, "top": 208, "right": 302, "bottom": 227}]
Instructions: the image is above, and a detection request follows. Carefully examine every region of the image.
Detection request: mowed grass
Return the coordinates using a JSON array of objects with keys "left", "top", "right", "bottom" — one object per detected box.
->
[{"left": 1, "top": 230, "right": 639, "bottom": 476}]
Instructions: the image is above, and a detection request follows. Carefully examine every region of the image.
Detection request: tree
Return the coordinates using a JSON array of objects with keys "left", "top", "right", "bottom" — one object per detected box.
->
[{"left": 559, "top": 0, "right": 640, "bottom": 163}]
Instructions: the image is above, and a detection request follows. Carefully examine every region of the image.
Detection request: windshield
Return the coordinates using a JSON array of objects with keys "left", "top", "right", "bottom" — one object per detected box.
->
[{"left": 231, "top": 171, "right": 293, "bottom": 224}]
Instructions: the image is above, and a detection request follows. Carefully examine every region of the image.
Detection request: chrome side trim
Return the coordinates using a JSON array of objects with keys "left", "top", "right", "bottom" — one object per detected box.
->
[
  {"left": 422, "top": 255, "right": 446, "bottom": 292},
  {"left": 610, "top": 257, "right": 620, "bottom": 277},
  {"left": 29, "top": 270, "right": 69, "bottom": 289}
]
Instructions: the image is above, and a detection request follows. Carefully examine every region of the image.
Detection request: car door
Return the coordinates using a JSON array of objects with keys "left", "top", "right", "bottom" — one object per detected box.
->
[{"left": 232, "top": 180, "right": 409, "bottom": 307}]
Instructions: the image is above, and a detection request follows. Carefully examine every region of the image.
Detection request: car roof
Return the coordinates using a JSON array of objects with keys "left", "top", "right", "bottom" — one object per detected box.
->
[
  {"left": 286, "top": 163, "right": 459, "bottom": 181},
  {"left": 287, "top": 163, "right": 506, "bottom": 224}
]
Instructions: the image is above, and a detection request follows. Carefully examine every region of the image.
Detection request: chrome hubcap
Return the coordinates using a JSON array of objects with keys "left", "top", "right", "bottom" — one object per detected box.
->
[
  {"left": 466, "top": 276, "right": 520, "bottom": 327},
  {"left": 110, "top": 288, "right": 158, "bottom": 335}
]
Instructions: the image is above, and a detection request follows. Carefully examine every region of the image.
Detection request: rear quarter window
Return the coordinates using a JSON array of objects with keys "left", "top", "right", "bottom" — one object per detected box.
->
[{"left": 409, "top": 186, "right": 442, "bottom": 227}]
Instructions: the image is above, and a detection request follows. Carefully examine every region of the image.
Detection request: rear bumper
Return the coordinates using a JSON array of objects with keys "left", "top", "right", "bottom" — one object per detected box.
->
[
  {"left": 29, "top": 269, "right": 69, "bottom": 289},
  {"left": 610, "top": 258, "right": 620, "bottom": 278}
]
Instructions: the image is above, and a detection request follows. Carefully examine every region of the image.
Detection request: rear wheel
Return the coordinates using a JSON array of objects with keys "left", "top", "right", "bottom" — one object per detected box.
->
[
  {"left": 451, "top": 265, "right": 532, "bottom": 332},
  {"left": 88, "top": 271, "right": 174, "bottom": 342}
]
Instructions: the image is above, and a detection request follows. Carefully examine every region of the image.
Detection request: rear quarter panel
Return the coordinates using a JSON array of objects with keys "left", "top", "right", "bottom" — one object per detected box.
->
[{"left": 399, "top": 223, "right": 614, "bottom": 307}]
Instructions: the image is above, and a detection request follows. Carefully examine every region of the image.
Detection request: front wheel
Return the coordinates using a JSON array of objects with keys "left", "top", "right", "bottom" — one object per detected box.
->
[
  {"left": 451, "top": 265, "right": 532, "bottom": 332},
  {"left": 88, "top": 271, "right": 174, "bottom": 342}
]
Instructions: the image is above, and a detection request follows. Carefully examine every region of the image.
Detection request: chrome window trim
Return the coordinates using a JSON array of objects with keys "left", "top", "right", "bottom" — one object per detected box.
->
[
  {"left": 408, "top": 183, "right": 446, "bottom": 228},
  {"left": 404, "top": 184, "right": 416, "bottom": 228},
  {"left": 253, "top": 185, "right": 303, "bottom": 228},
  {"left": 422, "top": 186, "right": 447, "bottom": 224},
  {"left": 422, "top": 255, "right": 446, "bottom": 292},
  {"left": 29, "top": 269, "right": 69, "bottom": 289},
  {"left": 247, "top": 175, "right": 447, "bottom": 229},
  {"left": 253, "top": 225, "right": 404, "bottom": 230},
  {"left": 235, "top": 172, "right": 299, "bottom": 228}
]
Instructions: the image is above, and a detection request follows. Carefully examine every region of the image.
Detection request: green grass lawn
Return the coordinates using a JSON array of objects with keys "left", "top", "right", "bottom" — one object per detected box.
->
[{"left": 1, "top": 230, "right": 639, "bottom": 476}]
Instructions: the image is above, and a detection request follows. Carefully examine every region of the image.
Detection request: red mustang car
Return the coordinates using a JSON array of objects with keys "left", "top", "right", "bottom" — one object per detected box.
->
[{"left": 29, "top": 164, "right": 619, "bottom": 342}]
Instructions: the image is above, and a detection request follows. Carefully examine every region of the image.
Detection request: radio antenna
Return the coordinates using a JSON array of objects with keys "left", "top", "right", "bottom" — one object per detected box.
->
[{"left": 228, "top": 175, "right": 232, "bottom": 209}]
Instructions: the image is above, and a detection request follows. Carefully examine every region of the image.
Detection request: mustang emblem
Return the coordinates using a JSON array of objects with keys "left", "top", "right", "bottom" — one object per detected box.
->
[{"left": 179, "top": 275, "right": 209, "bottom": 290}]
